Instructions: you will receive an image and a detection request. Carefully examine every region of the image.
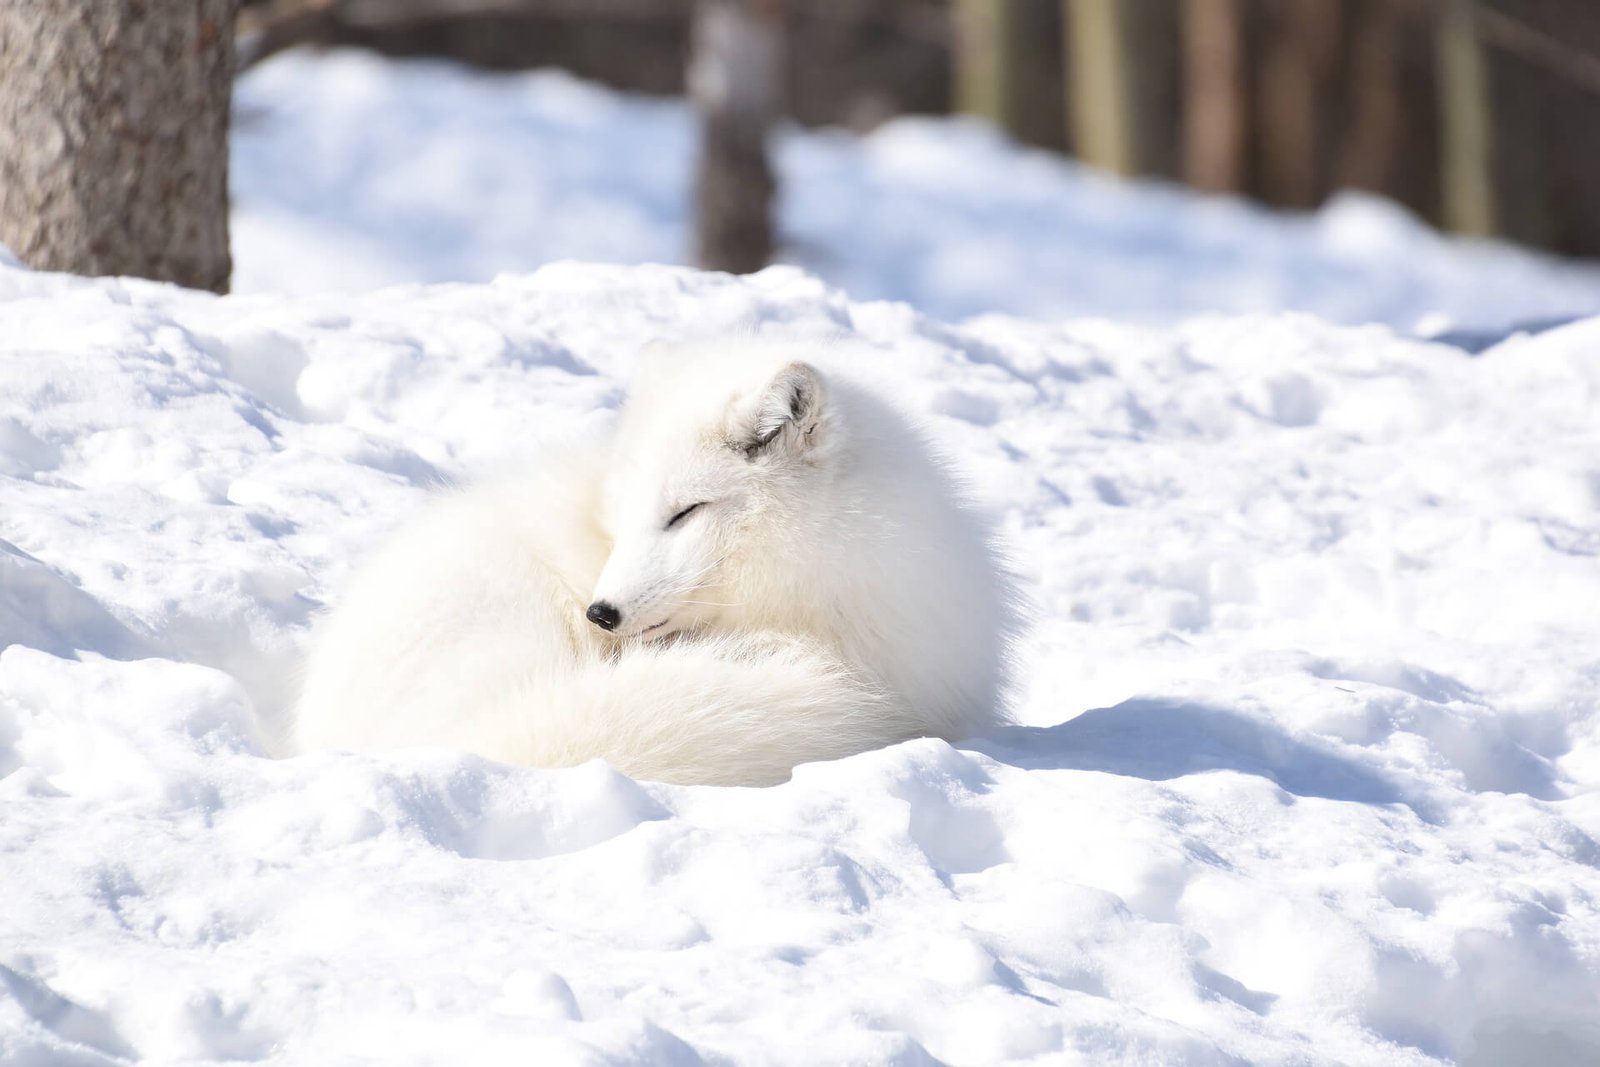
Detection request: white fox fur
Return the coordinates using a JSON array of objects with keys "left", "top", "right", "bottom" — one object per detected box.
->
[{"left": 291, "top": 338, "right": 1018, "bottom": 786}]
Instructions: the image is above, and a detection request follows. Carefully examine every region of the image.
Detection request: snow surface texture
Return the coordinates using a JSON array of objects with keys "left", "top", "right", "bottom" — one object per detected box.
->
[
  {"left": 231, "top": 49, "right": 1600, "bottom": 334},
  {"left": 2, "top": 254, "right": 1599, "bottom": 1065}
]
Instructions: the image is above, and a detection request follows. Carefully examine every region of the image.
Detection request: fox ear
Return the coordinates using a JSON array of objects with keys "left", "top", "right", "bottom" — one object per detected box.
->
[{"left": 739, "top": 361, "right": 825, "bottom": 459}]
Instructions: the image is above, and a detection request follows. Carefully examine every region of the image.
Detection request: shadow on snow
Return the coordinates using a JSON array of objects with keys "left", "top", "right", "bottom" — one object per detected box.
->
[{"left": 976, "top": 697, "right": 1418, "bottom": 811}]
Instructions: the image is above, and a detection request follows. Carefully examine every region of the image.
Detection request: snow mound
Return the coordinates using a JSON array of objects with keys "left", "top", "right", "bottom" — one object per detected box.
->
[
  {"left": 233, "top": 49, "right": 1600, "bottom": 334},
  {"left": 2, "top": 257, "right": 1598, "bottom": 1064}
]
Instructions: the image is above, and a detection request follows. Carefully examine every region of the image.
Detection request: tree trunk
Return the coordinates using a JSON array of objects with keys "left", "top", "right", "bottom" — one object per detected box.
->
[
  {"left": 953, "top": 0, "right": 1061, "bottom": 150},
  {"left": 691, "top": 0, "right": 783, "bottom": 274},
  {"left": 1063, "top": 0, "right": 1134, "bottom": 176},
  {"left": 953, "top": 0, "right": 1019, "bottom": 128},
  {"left": 0, "top": 0, "right": 238, "bottom": 293},
  {"left": 1124, "top": 0, "right": 1182, "bottom": 181},
  {"left": 1256, "top": 0, "right": 1341, "bottom": 209},
  {"left": 1182, "top": 0, "right": 1246, "bottom": 193},
  {"left": 1011, "top": 0, "right": 1067, "bottom": 151},
  {"left": 1338, "top": 0, "right": 1407, "bottom": 195},
  {"left": 1436, "top": 0, "right": 1496, "bottom": 237}
]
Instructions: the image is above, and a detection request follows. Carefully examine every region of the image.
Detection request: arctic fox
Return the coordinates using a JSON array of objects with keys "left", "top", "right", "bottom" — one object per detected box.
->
[{"left": 291, "top": 338, "right": 1018, "bottom": 785}]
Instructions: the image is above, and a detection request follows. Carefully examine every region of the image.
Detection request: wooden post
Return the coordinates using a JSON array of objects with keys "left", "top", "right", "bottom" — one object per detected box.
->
[
  {"left": 1063, "top": 0, "right": 1135, "bottom": 176},
  {"left": 1436, "top": 0, "right": 1496, "bottom": 236},
  {"left": 690, "top": 0, "right": 783, "bottom": 274}
]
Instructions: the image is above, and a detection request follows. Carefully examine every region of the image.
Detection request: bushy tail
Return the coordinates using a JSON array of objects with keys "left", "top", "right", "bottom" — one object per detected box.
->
[{"left": 475, "top": 633, "right": 918, "bottom": 786}]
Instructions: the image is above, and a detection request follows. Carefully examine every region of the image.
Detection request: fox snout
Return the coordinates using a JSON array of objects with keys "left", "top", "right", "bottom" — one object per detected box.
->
[
  {"left": 586, "top": 534, "right": 704, "bottom": 639},
  {"left": 586, "top": 600, "right": 621, "bottom": 632}
]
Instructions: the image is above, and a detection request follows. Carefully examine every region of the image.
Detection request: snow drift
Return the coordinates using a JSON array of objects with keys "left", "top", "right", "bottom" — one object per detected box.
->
[
  {"left": 2, "top": 253, "right": 1598, "bottom": 1064},
  {"left": 231, "top": 49, "right": 1600, "bottom": 334}
]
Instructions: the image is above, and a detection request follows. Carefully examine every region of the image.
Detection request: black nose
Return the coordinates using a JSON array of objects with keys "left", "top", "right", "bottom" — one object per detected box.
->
[{"left": 586, "top": 601, "right": 621, "bottom": 632}]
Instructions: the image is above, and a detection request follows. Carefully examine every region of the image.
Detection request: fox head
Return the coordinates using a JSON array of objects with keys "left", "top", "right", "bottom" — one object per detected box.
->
[{"left": 585, "top": 347, "right": 832, "bottom": 640}]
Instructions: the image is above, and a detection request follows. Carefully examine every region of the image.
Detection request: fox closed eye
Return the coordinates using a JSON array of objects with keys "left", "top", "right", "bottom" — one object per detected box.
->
[{"left": 664, "top": 501, "right": 707, "bottom": 530}]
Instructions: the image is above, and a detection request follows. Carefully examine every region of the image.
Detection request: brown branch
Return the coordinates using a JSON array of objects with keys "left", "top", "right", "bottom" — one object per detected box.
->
[
  {"left": 1378, "top": 0, "right": 1600, "bottom": 98},
  {"left": 237, "top": 1, "right": 341, "bottom": 70},
  {"left": 1477, "top": 8, "right": 1600, "bottom": 99}
]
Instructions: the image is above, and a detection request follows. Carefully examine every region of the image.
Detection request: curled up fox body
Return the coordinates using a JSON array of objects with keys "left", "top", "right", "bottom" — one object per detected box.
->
[{"left": 291, "top": 338, "right": 1019, "bottom": 785}]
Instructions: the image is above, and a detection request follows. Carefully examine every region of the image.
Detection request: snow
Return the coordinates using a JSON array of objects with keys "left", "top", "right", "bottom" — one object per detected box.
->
[
  {"left": 232, "top": 50, "right": 1600, "bottom": 334},
  {"left": 3, "top": 46, "right": 1600, "bottom": 1067},
  {"left": 4, "top": 258, "right": 1600, "bottom": 1065}
]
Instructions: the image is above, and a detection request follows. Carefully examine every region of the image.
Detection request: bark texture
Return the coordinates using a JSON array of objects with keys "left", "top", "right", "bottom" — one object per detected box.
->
[
  {"left": 691, "top": 0, "right": 782, "bottom": 274},
  {"left": 0, "top": 0, "right": 238, "bottom": 292}
]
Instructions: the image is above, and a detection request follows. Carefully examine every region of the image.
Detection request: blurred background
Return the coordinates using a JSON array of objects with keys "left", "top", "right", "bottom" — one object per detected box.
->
[
  {"left": 5, "top": 0, "right": 1600, "bottom": 331},
  {"left": 240, "top": 0, "right": 1600, "bottom": 255}
]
